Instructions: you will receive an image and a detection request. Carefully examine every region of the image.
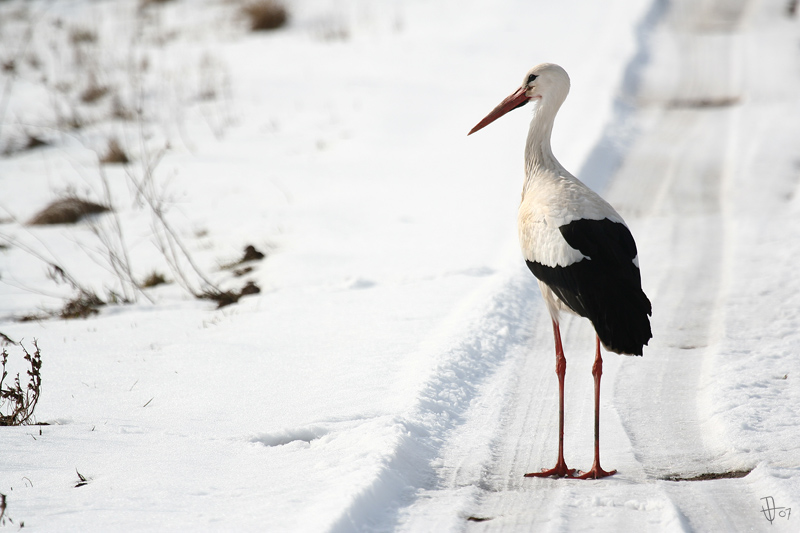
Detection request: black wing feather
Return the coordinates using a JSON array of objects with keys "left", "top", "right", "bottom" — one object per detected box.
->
[{"left": 526, "top": 218, "right": 652, "bottom": 355}]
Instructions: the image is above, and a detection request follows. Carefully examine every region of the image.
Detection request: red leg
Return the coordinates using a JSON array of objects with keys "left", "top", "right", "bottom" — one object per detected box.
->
[
  {"left": 525, "top": 320, "right": 576, "bottom": 478},
  {"left": 576, "top": 335, "right": 616, "bottom": 479}
]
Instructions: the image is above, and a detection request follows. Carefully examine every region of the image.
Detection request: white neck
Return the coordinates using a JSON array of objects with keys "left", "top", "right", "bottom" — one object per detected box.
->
[{"left": 523, "top": 99, "right": 566, "bottom": 189}]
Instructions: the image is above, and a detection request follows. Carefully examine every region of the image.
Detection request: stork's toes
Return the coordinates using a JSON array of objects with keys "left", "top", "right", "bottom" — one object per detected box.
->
[
  {"left": 524, "top": 460, "right": 577, "bottom": 479},
  {"left": 575, "top": 465, "right": 616, "bottom": 479}
]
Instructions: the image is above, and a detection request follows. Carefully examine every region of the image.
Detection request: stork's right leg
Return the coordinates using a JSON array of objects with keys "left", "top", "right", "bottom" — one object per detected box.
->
[
  {"left": 575, "top": 335, "right": 616, "bottom": 479},
  {"left": 525, "top": 320, "right": 576, "bottom": 478}
]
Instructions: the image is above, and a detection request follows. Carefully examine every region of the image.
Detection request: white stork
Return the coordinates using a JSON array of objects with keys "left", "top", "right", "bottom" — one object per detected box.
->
[{"left": 469, "top": 63, "right": 652, "bottom": 479}]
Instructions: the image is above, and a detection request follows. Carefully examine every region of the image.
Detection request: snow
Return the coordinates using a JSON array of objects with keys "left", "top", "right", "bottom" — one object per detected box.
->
[{"left": 1, "top": 0, "right": 799, "bottom": 531}]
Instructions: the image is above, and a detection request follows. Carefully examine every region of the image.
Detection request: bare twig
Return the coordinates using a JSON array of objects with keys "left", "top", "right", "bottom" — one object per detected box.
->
[
  {"left": 123, "top": 144, "right": 222, "bottom": 297},
  {"left": 0, "top": 6, "right": 38, "bottom": 148}
]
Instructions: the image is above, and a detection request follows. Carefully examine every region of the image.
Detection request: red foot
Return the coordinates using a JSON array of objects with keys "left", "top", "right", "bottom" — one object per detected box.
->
[
  {"left": 575, "top": 464, "right": 616, "bottom": 479},
  {"left": 524, "top": 459, "right": 577, "bottom": 479}
]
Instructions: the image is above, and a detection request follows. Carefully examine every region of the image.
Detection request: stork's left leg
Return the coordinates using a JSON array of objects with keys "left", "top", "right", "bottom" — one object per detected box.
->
[{"left": 576, "top": 335, "right": 616, "bottom": 479}]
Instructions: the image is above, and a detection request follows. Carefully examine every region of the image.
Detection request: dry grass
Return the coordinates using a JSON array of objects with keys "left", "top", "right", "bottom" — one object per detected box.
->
[
  {"left": 74, "top": 470, "right": 90, "bottom": 488},
  {"left": 60, "top": 293, "right": 105, "bottom": 319},
  {"left": 28, "top": 197, "right": 110, "bottom": 225},
  {"left": 220, "top": 244, "right": 266, "bottom": 270},
  {"left": 201, "top": 280, "right": 261, "bottom": 308},
  {"left": 239, "top": 280, "right": 260, "bottom": 296},
  {"left": 0, "top": 340, "right": 42, "bottom": 427},
  {"left": 200, "top": 288, "right": 241, "bottom": 308},
  {"left": 241, "top": 244, "right": 265, "bottom": 262},
  {"left": 140, "top": 271, "right": 168, "bottom": 288},
  {"left": 14, "top": 293, "right": 105, "bottom": 322},
  {"left": 1, "top": 2, "right": 240, "bottom": 319},
  {"left": 100, "top": 137, "right": 130, "bottom": 164},
  {"left": 242, "top": 0, "right": 288, "bottom": 31},
  {"left": 24, "top": 134, "right": 48, "bottom": 150},
  {"left": 112, "top": 95, "right": 136, "bottom": 120},
  {"left": 69, "top": 27, "right": 97, "bottom": 44},
  {"left": 140, "top": 0, "right": 176, "bottom": 7},
  {"left": 233, "top": 265, "right": 253, "bottom": 277},
  {"left": 80, "top": 80, "right": 110, "bottom": 104}
]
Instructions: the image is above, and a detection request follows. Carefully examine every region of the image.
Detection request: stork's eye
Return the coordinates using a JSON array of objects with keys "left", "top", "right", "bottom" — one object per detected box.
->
[{"left": 527, "top": 74, "right": 538, "bottom": 84}]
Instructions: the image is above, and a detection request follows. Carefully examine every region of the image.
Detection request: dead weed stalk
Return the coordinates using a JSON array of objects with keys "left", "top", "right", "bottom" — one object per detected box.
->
[{"left": 0, "top": 340, "right": 43, "bottom": 426}]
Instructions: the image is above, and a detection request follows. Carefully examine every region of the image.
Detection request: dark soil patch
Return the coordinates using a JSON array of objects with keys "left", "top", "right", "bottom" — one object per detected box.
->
[
  {"left": 667, "top": 96, "right": 740, "bottom": 109},
  {"left": 663, "top": 469, "right": 752, "bottom": 482}
]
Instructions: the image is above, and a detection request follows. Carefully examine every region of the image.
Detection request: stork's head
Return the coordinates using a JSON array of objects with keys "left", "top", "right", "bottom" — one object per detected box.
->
[{"left": 468, "top": 63, "right": 570, "bottom": 135}]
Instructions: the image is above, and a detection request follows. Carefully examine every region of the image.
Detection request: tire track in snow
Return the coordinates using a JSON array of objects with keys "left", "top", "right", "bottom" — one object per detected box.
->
[
  {"left": 601, "top": 0, "right": 773, "bottom": 530},
  {"left": 609, "top": 0, "right": 750, "bottom": 478},
  {"left": 327, "top": 271, "right": 542, "bottom": 533}
]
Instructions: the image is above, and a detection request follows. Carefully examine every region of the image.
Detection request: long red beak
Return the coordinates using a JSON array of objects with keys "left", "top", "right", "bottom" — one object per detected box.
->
[{"left": 468, "top": 86, "right": 530, "bottom": 135}]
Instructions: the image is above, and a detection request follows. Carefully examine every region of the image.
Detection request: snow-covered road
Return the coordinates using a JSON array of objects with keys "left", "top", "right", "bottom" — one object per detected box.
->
[
  {"left": 1, "top": 0, "right": 798, "bottom": 531},
  {"left": 396, "top": 0, "right": 800, "bottom": 531}
]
